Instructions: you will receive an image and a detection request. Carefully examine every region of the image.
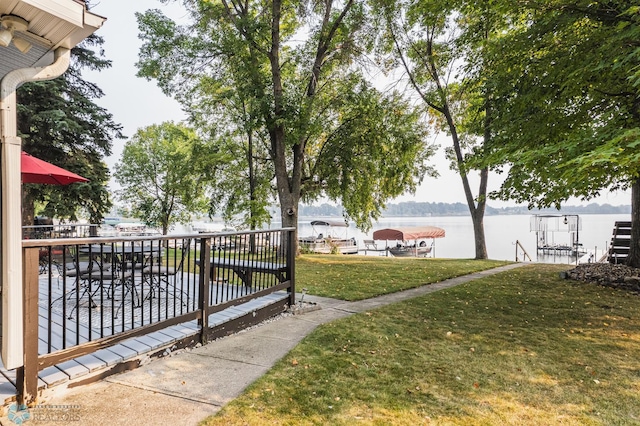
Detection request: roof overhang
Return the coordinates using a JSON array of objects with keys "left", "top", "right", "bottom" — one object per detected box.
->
[{"left": 0, "top": 0, "right": 105, "bottom": 80}]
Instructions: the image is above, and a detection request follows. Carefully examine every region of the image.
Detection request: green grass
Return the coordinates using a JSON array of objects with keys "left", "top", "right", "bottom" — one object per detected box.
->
[
  {"left": 200, "top": 264, "right": 640, "bottom": 425},
  {"left": 296, "top": 255, "right": 510, "bottom": 300}
]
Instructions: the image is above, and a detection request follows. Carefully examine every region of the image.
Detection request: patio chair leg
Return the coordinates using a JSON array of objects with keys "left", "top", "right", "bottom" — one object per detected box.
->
[
  {"left": 144, "top": 275, "right": 190, "bottom": 307},
  {"left": 115, "top": 278, "right": 138, "bottom": 316}
]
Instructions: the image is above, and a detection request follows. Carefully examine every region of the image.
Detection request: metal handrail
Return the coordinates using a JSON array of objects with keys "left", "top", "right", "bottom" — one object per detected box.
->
[
  {"left": 19, "top": 228, "right": 296, "bottom": 405},
  {"left": 515, "top": 240, "right": 532, "bottom": 262},
  {"left": 22, "top": 227, "right": 296, "bottom": 247}
]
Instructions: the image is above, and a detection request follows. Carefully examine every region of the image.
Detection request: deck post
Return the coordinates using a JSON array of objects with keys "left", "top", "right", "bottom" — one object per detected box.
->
[
  {"left": 287, "top": 229, "right": 296, "bottom": 306},
  {"left": 198, "top": 237, "right": 211, "bottom": 345},
  {"left": 17, "top": 247, "right": 40, "bottom": 406}
]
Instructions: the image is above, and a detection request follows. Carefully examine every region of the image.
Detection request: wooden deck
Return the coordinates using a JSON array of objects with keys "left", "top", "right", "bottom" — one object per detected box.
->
[{"left": 0, "top": 272, "right": 289, "bottom": 404}]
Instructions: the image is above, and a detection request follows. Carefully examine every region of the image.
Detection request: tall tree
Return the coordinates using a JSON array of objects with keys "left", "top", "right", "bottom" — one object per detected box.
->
[
  {"left": 17, "top": 34, "right": 122, "bottom": 226},
  {"left": 372, "top": 0, "right": 503, "bottom": 259},
  {"left": 136, "top": 1, "right": 436, "bottom": 248},
  {"left": 114, "top": 121, "right": 217, "bottom": 235},
  {"left": 479, "top": 1, "right": 640, "bottom": 265},
  {"left": 186, "top": 73, "right": 275, "bottom": 231}
]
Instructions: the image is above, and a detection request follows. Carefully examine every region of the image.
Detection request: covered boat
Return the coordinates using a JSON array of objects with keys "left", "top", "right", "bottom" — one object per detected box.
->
[
  {"left": 299, "top": 219, "right": 358, "bottom": 254},
  {"left": 373, "top": 226, "right": 446, "bottom": 258}
]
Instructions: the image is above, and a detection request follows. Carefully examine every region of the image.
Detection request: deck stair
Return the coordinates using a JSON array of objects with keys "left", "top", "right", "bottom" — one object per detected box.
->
[{"left": 607, "top": 221, "right": 632, "bottom": 264}]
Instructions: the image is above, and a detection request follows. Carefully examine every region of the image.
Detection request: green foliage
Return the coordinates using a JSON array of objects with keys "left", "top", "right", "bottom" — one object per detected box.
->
[
  {"left": 370, "top": 0, "right": 501, "bottom": 258},
  {"left": 480, "top": 1, "right": 640, "bottom": 208},
  {"left": 303, "top": 76, "right": 436, "bottom": 231},
  {"left": 136, "top": 1, "right": 436, "bottom": 233},
  {"left": 17, "top": 34, "right": 122, "bottom": 223},
  {"left": 114, "top": 121, "right": 216, "bottom": 234}
]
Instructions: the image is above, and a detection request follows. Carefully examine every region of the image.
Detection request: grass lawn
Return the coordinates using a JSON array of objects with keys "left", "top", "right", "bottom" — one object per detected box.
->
[
  {"left": 296, "top": 255, "right": 511, "bottom": 300},
  {"left": 201, "top": 263, "right": 640, "bottom": 425}
]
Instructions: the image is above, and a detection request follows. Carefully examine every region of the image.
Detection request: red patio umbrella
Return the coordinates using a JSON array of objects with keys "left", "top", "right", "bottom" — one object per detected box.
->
[{"left": 21, "top": 152, "right": 89, "bottom": 185}]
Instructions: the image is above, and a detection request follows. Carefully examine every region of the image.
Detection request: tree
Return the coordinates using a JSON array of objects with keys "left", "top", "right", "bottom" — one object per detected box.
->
[
  {"left": 371, "top": 0, "right": 504, "bottom": 259},
  {"left": 478, "top": 1, "right": 640, "bottom": 265},
  {"left": 136, "top": 1, "right": 436, "bottom": 248},
  {"left": 186, "top": 72, "right": 275, "bottom": 231},
  {"left": 17, "top": 33, "right": 122, "bottom": 226},
  {"left": 114, "top": 121, "right": 216, "bottom": 235}
]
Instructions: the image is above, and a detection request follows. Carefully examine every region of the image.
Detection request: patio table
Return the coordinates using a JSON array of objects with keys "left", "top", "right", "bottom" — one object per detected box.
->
[{"left": 78, "top": 244, "right": 159, "bottom": 268}]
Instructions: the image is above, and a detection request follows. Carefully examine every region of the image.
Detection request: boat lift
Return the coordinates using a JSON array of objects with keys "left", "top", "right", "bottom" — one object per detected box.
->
[{"left": 530, "top": 214, "right": 585, "bottom": 256}]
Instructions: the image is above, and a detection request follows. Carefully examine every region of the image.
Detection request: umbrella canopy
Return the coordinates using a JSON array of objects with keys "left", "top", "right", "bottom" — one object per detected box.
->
[
  {"left": 373, "top": 226, "right": 446, "bottom": 241},
  {"left": 21, "top": 152, "right": 89, "bottom": 185}
]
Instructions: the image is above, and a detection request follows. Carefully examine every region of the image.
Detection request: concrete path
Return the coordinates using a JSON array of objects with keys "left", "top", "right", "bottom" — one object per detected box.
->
[{"left": 1, "top": 263, "right": 524, "bottom": 426}]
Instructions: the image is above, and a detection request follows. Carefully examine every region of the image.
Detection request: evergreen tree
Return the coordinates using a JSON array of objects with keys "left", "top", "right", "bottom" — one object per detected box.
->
[{"left": 17, "top": 33, "right": 123, "bottom": 226}]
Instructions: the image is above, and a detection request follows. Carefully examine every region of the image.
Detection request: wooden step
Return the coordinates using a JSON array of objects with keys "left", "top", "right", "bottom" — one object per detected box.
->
[{"left": 608, "top": 221, "right": 633, "bottom": 264}]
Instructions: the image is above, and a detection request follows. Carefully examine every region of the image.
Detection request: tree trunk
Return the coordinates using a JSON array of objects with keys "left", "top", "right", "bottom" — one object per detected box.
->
[
  {"left": 398, "top": 29, "right": 490, "bottom": 260},
  {"left": 443, "top": 105, "right": 489, "bottom": 259},
  {"left": 626, "top": 177, "right": 640, "bottom": 267},
  {"left": 22, "top": 190, "right": 35, "bottom": 227},
  {"left": 275, "top": 189, "right": 299, "bottom": 257},
  {"left": 471, "top": 207, "right": 488, "bottom": 259}
]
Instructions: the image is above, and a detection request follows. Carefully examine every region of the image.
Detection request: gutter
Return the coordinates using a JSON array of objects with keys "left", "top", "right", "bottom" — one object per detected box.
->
[{"left": 0, "top": 47, "right": 71, "bottom": 369}]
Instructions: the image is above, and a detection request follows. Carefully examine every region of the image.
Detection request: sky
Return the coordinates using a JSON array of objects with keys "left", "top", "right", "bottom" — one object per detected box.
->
[{"left": 84, "top": 1, "right": 631, "bottom": 209}]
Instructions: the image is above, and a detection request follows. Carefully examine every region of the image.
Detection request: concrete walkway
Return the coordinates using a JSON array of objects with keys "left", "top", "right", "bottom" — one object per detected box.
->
[{"left": 1, "top": 263, "right": 524, "bottom": 426}]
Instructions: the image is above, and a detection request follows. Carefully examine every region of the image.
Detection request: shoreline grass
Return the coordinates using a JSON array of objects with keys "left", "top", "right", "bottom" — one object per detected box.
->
[
  {"left": 201, "top": 263, "right": 640, "bottom": 425},
  {"left": 296, "top": 255, "right": 511, "bottom": 300}
]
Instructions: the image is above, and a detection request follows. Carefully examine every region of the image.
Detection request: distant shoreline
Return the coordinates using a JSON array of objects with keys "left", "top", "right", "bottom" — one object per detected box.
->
[{"left": 298, "top": 202, "right": 631, "bottom": 218}]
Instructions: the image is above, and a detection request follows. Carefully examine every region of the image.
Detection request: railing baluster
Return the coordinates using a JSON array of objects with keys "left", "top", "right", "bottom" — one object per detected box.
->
[
  {"left": 22, "top": 228, "right": 294, "bottom": 385},
  {"left": 198, "top": 237, "right": 211, "bottom": 345}
]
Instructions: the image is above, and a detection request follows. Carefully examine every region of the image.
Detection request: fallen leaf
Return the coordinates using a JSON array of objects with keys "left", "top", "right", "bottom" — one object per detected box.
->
[{"left": 292, "top": 359, "right": 299, "bottom": 366}]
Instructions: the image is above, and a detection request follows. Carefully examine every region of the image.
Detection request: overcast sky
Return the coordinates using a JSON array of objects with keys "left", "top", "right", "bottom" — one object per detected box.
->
[{"left": 85, "top": 1, "right": 631, "bottom": 208}]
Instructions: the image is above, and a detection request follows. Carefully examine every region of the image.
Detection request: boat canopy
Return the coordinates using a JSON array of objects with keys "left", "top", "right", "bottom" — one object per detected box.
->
[
  {"left": 310, "top": 220, "right": 349, "bottom": 227},
  {"left": 373, "top": 226, "right": 446, "bottom": 241}
]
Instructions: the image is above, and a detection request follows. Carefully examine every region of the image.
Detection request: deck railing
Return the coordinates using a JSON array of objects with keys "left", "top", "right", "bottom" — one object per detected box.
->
[
  {"left": 18, "top": 228, "right": 296, "bottom": 404},
  {"left": 22, "top": 224, "right": 100, "bottom": 239}
]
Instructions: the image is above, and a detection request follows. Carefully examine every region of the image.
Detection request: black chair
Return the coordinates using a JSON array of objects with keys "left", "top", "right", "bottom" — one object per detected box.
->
[
  {"left": 142, "top": 238, "right": 191, "bottom": 304},
  {"left": 79, "top": 263, "right": 135, "bottom": 317},
  {"left": 50, "top": 245, "right": 134, "bottom": 319},
  {"left": 49, "top": 245, "right": 101, "bottom": 319},
  {"left": 50, "top": 245, "right": 93, "bottom": 283}
]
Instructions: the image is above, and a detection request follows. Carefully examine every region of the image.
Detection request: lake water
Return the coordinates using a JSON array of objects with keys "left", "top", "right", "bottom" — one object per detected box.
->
[
  {"left": 173, "top": 214, "right": 629, "bottom": 264},
  {"left": 297, "top": 214, "right": 630, "bottom": 263}
]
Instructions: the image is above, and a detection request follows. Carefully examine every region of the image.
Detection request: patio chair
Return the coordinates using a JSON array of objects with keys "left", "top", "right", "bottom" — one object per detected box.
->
[
  {"left": 142, "top": 238, "right": 192, "bottom": 304},
  {"left": 78, "top": 263, "right": 135, "bottom": 317},
  {"left": 50, "top": 245, "right": 133, "bottom": 319},
  {"left": 49, "top": 246, "right": 101, "bottom": 319},
  {"left": 48, "top": 245, "right": 93, "bottom": 279}
]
